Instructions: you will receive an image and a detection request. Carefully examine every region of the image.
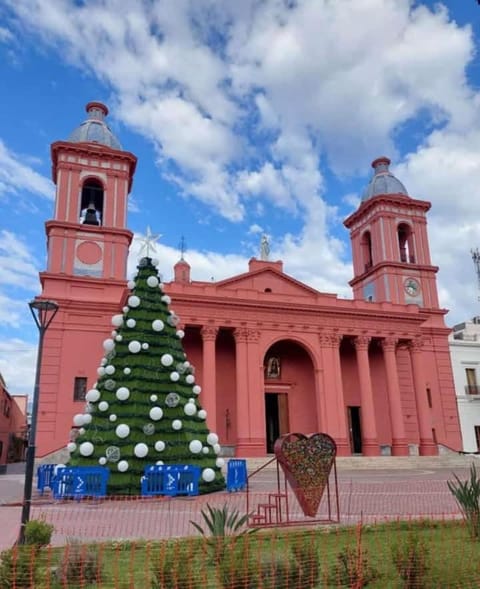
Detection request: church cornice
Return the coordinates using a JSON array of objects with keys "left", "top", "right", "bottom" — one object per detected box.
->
[
  {"left": 45, "top": 220, "right": 134, "bottom": 241},
  {"left": 344, "top": 194, "right": 431, "bottom": 229},
  {"left": 349, "top": 261, "right": 439, "bottom": 286}
]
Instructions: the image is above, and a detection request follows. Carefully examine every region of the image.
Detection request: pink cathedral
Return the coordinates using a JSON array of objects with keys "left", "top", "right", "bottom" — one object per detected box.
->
[{"left": 35, "top": 102, "right": 461, "bottom": 459}]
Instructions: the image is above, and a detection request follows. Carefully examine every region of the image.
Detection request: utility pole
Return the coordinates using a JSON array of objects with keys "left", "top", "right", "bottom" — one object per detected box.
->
[{"left": 471, "top": 248, "right": 480, "bottom": 300}]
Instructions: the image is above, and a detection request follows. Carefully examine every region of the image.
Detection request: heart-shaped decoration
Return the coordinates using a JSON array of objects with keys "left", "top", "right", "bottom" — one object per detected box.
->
[{"left": 274, "top": 432, "right": 336, "bottom": 517}]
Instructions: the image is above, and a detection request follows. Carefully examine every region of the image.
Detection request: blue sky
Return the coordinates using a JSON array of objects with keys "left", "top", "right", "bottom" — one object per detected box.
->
[{"left": 1, "top": 0, "right": 480, "bottom": 394}]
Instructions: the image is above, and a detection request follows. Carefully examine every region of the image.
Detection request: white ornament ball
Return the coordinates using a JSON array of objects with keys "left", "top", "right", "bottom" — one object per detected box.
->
[
  {"left": 67, "top": 442, "right": 77, "bottom": 453},
  {"left": 127, "top": 280, "right": 135, "bottom": 289},
  {"left": 134, "top": 443, "right": 149, "bottom": 458},
  {"left": 79, "top": 428, "right": 85, "bottom": 435},
  {"left": 116, "top": 387, "right": 130, "bottom": 401},
  {"left": 117, "top": 460, "right": 129, "bottom": 472},
  {"left": 105, "top": 365, "right": 115, "bottom": 375},
  {"left": 116, "top": 424, "right": 130, "bottom": 439},
  {"left": 111, "top": 330, "right": 117, "bottom": 337},
  {"left": 100, "top": 358, "right": 107, "bottom": 366},
  {"left": 126, "top": 318, "right": 136, "bottom": 328},
  {"left": 216, "top": 458, "right": 225, "bottom": 468},
  {"left": 202, "top": 468, "right": 216, "bottom": 483},
  {"left": 98, "top": 401, "right": 109, "bottom": 412},
  {"left": 176, "top": 330, "right": 185, "bottom": 339},
  {"left": 82, "top": 414, "right": 92, "bottom": 424},
  {"left": 189, "top": 440, "right": 203, "bottom": 454},
  {"left": 150, "top": 394, "right": 158, "bottom": 402},
  {"left": 161, "top": 295, "right": 171, "bottom": 305},
  {"left": 122, "top": 306, "right": 129, "bottom": 313},
  {"left": 184, "top": 403, "right": 196, "bottom": 416},
  {"left": 128, "top": 295, "right": 140, "bottom": 308},
  {"left": 152, "top": 319, "right": 164, "bottom": 332},
  {"left": 202, "top": 447, "right": 209, "bottom": 454},
  {"left": 115, "top": 335, "right": 123, "bottom": 342},
  {"left": 79, "top": 442, "right": 94, "bottom": 457},
  {"left": 155, "top": 440, "right": 165, "bottom": 452},
  {"left": 152, "top": 258, "right": 159, "bottom": 266},
  {"left": 73, "top": 414, "right": 84, "bottom": 427},
  {"left": 85, "top": 389, "right": 100, "bottom": 403},
  {"left": 156, "top": 460, "right": 164, "bottom": 465},
  {"left": 188, "top": 398, "right": 195, "bottom": 403},
  {"left": 207, "top": 433, "right": 219, "bottom": 446},
  {"left": 172, "top": 419, "right": 182, "bottom": 430},
  {"left": 99, "top": 457, "right": 107, "bottom": 466},
  {"left": 161, "top": 354, "right": 174, "bottom": 367},
  {"left": 111, "top": 314, "right": 124, "bottom": 327},
  {"left": 103, "top": 339, "right": 115, "bottom": 353},
  {"left": 109, "top": 414, "right": 117, "bottom": 422},
  {"left": 197, "top": 410, "right": 207, "bottom": 420},
  {"left": 97, "top": 367, "right": 106, "bottom": 377},
  {"left": 128, "top": 341, "right": 141, "bottom": 354},
  {"left": 147, "top": 276, "right": 159, "bottom": 287},
  {"left": 170, "top": 372, "right": 180, "bottom": 382},
  {"left": 149, "top": 407, "right": 163, "bottom": 421},
  {"left": 213, "top": 443, "right": 221, "bottom": 455},
  {"left": 142, "top": 342, "right": 149, "bottom": 350},
  {"left": 185, "top": 374, "right": 195, "bottom": 384},
  {"left": 184, "top": 361, "right": 191, "bottom": 368},
  {"left": 124, "top": 367, "right": 131, "bottom": 375},
  {"left": 192, "top": 385, "right": 201, "bottom": 395}
]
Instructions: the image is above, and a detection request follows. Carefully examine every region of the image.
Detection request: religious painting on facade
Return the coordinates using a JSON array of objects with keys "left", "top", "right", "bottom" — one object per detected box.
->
[{"left": 266, "top": 356, "right": 281, "bottom": 379}]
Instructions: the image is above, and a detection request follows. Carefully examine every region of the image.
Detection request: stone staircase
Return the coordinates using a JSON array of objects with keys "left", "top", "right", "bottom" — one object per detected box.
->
[{"left": 242, "top": 453, "right": 480, "bottom": 472}]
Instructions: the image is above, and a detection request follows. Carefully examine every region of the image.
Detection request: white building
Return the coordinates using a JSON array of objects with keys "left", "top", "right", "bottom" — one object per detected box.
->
[{"left": 450, "top": 317, "right": 480, "bottom": 452}]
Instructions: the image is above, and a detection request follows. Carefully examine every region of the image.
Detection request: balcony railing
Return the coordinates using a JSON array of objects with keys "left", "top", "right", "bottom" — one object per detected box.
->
[{"left": 465, "top": 385, "right": 480, "bottom": 395}]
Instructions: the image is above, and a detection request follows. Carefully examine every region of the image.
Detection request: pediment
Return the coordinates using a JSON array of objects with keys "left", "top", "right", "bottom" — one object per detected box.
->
[{"left": 215, "top": 266, "right": 321, "bottom": 299}]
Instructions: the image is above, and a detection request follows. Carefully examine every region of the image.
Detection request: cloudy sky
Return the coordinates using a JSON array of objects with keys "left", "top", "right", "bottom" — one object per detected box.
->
[{"left": 1, "top": 0, "right": 480, "bottom": 395}]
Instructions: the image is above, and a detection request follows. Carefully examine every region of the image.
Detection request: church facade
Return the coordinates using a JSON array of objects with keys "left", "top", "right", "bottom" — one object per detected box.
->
[{"left": 35, "top": 102, "right": 461, "bottom": 458}]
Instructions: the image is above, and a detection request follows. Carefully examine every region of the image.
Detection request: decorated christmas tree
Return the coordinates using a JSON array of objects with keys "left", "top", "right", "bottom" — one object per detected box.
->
[{"left": 67, "top": 255, "right": 226, "bottom": 495}]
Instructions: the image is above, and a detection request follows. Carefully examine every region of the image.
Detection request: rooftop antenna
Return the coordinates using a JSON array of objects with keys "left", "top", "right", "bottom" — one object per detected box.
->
[
  {"left": 179, "top": 235, "right": 187, "bottom": 260},
  {"left": 471, "top": 248, "right": 480, "bottom": 301}
]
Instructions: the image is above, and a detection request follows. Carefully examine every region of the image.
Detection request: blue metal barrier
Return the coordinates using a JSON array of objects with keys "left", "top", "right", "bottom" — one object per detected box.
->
[
  {"left": 37, "top": 464, "right": 56, "bottom": 495},
  {"left": 52, "top": 466, "right": 110, "bottom": 499},
  {"left": 141, "top": 464, "right": 200, "bottom": 497},
  {"left": 227, "top": 459, "right": 247, "bottom": 492}
]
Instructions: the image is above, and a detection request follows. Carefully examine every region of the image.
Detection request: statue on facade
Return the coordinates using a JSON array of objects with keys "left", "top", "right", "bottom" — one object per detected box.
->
[{"left": 260, "top": 234, "right": 270, "bottom": 261}]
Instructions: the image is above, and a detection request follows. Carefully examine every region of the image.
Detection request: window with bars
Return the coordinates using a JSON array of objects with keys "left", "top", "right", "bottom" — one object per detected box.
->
[
  {"left": 73, "top": 377, "right": 87, "bottom": 402},
  {"left": 465, "top": 368, "right": 480, "bottom": 395}
]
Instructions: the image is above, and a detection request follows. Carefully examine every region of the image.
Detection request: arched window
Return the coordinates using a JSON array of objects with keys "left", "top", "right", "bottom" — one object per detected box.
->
[
  {"left": 361, "top": 231, "right": 373, "bottom": 271},
  {"left": 79, "top": 178, "right": 104, "bottom": 226},
  {"left": 398, "top": 223, "right": 415, "bottom": 263}
]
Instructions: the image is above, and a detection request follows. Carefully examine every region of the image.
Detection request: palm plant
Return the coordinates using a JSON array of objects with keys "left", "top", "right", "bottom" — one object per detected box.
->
[
  {"left": 190, "top": 503, "right": 257, "bottom": 564},
  {"left": 447, "top": 463, "right": 480, "bottom": 539}
]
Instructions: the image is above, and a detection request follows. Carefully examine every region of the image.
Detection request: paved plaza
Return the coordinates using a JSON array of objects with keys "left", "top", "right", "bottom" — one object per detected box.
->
[{"left": 1, "top": 458, "right": 475, "bottom": 551}]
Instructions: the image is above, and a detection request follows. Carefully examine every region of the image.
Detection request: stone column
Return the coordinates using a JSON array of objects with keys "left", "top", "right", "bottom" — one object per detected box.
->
[
  {"left": 381, "top": 337, "right": 409, "bottom": 456},
  {"left": 200, "top": 326, "right": 218, "bottom": 433},
  {"left": 233, "top": 327, "right": 250, "bottom": 457},
  {"left": 319, "top": 333, "right": 350, "bottom": 456},
  {"left": 408, "top": 337, "right": 437, "bottom": 456},
  {"left": 245, "top": 329, "right": 265, "bottom": 456},
  {"left": 353, "top": 335, "right": 379, "bottom": 456}
]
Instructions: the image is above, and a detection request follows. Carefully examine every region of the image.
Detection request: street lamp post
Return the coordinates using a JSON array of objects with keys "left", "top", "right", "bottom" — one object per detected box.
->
[{"left": 18, "top": 299, "right": 59, "bottom": 544}]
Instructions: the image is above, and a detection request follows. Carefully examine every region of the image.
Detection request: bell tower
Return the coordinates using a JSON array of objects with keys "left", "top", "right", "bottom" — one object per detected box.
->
[
  {"left": 36, "top": 102, "right": 137, "bottom": 457},
  {"left": 344, "top": 157, "right": 440, "bottom": 309}
]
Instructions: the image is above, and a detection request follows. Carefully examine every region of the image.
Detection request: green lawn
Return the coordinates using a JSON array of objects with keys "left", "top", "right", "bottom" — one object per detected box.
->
[{"left": 4, "top": 519, "right": 480, "bottom": 588}]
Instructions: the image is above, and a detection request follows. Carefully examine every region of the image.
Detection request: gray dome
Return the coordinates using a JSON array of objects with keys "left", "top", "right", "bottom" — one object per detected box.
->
[
  {"left": 362, "top": 157, "right": 408, "bottom": 201},
  {"left": 68, "top": 102, "right": 122, "bottom": 150}
]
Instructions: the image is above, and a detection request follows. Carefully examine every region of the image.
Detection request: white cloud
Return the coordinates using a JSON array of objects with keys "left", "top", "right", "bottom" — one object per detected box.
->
[
  {"left": 0, "top": 338, "right": 36, "bottom": 395},
  {"left": 0, "top": 230, "right": 41, "bottom": 293},
  {"left": 0, "top": 139, "right": 53, "bottom": 201}
]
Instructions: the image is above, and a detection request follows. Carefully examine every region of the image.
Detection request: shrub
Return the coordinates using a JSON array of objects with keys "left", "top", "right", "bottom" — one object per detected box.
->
[
  {"left": 0, "top": 547, "right": 40, "bottom": 589},
  {"left": 217, "top": 538, "right": 258, "bottom": 589},
  {"left": 329, "top": 545, "right": 379, "bottom": 588},
  {"left": 151, "top": 541, "right": 199, "bottom": 589},
  {"left": 291, "top": 535, "right": 321, "bottom": 588},
  {"left": 55, "top": 540, "right": 104, "bottom": 586},
  {"left": 24, "top": 519, "right": 54, "bottom": 549},
  {"left": 391, "top": 533, "right": 430, "bottom": 589},
  {"left": 447, "top": 464, "right": 480, "bottom": 539}
]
